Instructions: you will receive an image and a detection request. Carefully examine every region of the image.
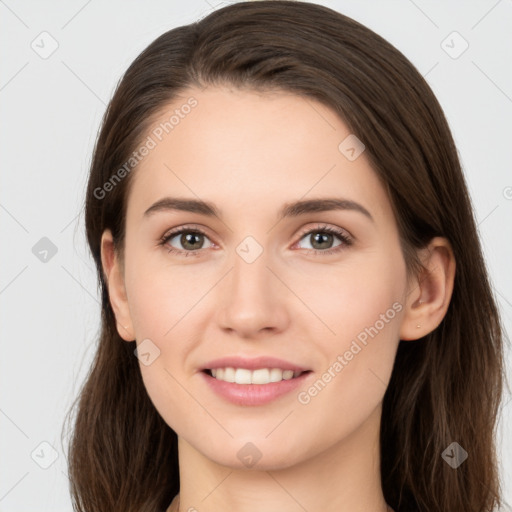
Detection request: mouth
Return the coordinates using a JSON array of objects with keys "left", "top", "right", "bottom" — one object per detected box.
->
[
  {"left": 200, "top": 367, "right": 314, "bottom": 406},
  {"left": 199, "top": 356, "right": 313, "bottom": 405},
  {"left": 202, "top": 368, "right": 313, "bottom": 385}
]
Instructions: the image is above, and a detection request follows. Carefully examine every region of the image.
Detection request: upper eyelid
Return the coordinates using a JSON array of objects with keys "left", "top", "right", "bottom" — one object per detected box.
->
[
  {"left": 161, "top": 223, "right": 213, "bottom": 241},
  {"left": 297, "top": 223, "right": 351, "bottom": 238}
]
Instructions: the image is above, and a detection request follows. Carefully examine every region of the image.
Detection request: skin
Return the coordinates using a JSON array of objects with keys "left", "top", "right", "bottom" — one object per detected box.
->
[{"left": 101, "top": 86, "right": 455, "bottom": 512}]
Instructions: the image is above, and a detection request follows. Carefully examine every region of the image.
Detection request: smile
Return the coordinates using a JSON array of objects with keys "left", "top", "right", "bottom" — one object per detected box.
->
[
  {"left": 201, "top": 369, "right": 313, "bottom": 406},
  {"left": 205, "top": 367, "right": 307, "bottom": 384}
]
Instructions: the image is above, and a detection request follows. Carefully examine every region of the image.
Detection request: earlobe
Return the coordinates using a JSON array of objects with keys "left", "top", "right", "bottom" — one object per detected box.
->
[
  {"left": 100, "top": 230, "right": 135, "bottom": 342},
  {"left": 400, "top": 237, "right": 456, "bottom": 341}
]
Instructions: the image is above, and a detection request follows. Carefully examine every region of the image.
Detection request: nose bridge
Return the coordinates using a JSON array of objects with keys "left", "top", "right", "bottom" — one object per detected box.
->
[
  {"left": 215, "top": 235, "right": 288, "bottom": 335},
  {"left": 229, "top": 236, "right": 273, "bottom": 303}
]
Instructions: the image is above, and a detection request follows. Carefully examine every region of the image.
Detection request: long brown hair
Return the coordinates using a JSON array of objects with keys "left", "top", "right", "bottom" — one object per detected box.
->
[{"left": 63, "top": 2, "right": 508, "bottom": 510}]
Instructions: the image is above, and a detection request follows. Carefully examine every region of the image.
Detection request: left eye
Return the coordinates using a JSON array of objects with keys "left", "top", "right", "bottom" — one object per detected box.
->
[{"left": 295, "top": 229, "right": 345, "bottom": 251}]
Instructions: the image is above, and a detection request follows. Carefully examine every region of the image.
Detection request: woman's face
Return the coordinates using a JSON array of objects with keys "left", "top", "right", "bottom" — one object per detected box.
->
[{"left": 108, "top": 86, "right": 412, "bottom": 469}]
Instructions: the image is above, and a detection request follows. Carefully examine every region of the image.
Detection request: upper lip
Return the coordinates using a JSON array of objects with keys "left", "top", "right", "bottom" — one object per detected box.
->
[{"left": 201, "top": 356, "right": 311, "bottom": 373}]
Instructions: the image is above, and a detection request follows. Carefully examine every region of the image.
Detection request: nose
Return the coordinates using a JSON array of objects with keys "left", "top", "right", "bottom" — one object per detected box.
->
[{"left": 215, "top": 246, "right": 290, "bottom": 338}]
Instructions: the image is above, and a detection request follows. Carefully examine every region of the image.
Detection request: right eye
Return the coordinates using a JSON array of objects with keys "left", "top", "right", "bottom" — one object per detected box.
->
[{"left": 159, "top": 226, "right": 214, "bottom": 256}]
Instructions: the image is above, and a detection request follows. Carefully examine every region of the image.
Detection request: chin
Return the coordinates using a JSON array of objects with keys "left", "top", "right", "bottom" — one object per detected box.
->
[{"left": 202, "top": 438, "right": 307, "bottom": 472}]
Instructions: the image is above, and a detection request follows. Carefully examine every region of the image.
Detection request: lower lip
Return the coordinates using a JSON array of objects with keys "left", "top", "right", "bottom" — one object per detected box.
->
[{"left": 200, "top": 370, "right": 312, "bottom": 406}]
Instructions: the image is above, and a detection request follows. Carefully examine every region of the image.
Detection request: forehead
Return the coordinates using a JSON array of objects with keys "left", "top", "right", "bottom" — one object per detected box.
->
[{"left": 125, "top": 86, "right": 391, "bottom": 223}]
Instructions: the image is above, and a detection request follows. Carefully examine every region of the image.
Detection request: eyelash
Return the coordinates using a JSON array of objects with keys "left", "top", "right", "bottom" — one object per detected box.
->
[{"left": 158, "top": 223, "right": 353, "bottom": 258}]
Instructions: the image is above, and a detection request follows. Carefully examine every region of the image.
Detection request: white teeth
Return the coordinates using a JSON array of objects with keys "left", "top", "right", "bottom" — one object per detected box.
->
[
  {"left": 269, "top": 368, "right": 283, "bottom": 382},
  {"left": 235, "top": 368, "right": 252, "bottom": 384},
  {"left": 223, "top": 367, "right": 236, "bottom": 382},
  {"left": 209, "top": 367, "right": 302, "bottom": 384},
  {"left": 250, "top": 368, "right": 269, "bottom": 384}
]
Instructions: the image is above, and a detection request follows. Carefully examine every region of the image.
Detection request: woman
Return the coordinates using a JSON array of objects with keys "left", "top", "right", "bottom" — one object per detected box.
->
[{"left": 65, "top": 2, "right": 506, "bottom": 511}]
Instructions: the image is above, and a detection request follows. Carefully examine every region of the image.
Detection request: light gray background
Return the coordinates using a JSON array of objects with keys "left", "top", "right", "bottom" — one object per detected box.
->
[{"left": 1, "top": 1, "right": 511, "bottom": 510}]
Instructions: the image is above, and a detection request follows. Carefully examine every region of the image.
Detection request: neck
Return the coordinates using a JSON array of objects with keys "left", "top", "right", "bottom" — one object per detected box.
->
[{"left": 175, "top": 404, "right": 390, "bottom": 512}]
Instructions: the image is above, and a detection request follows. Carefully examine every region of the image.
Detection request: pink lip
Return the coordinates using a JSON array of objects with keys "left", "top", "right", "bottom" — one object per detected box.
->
[
  {"left": 200, "top": 356, "right": 310, "bottom": 372},
  {"left": 200, "top": 370, "right": 313, "bottom": 406}
]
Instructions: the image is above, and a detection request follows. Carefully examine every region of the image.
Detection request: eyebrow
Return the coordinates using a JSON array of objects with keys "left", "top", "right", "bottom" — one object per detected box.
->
[{"left": 143, "top": 197, "right": 374, "bottom": 222}]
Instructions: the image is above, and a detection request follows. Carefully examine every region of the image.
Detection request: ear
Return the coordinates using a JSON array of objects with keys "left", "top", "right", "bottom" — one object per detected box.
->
[
  {"left": 400, "top": 237, "right": 456, "bottom": 340},
  {"left": 100, "top": 229, "right": 135, "bottom": 342}
]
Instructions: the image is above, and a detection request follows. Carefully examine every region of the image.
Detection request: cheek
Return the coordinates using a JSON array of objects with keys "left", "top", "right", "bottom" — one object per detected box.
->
[
  {"left": 291, "top": 253, "right": 405, "bottom": 411},
  {"left": 125, "top": 249, "right": 212, "bottom": 339},
  {"left": 291, "top": 250, "right": 406, "bottom": 345},
  {"left": 295, "top": 256, "right": 405, "bottom": 423},
  {"left": 125, "top": 259, "right": 199, "bottom": 429}
]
